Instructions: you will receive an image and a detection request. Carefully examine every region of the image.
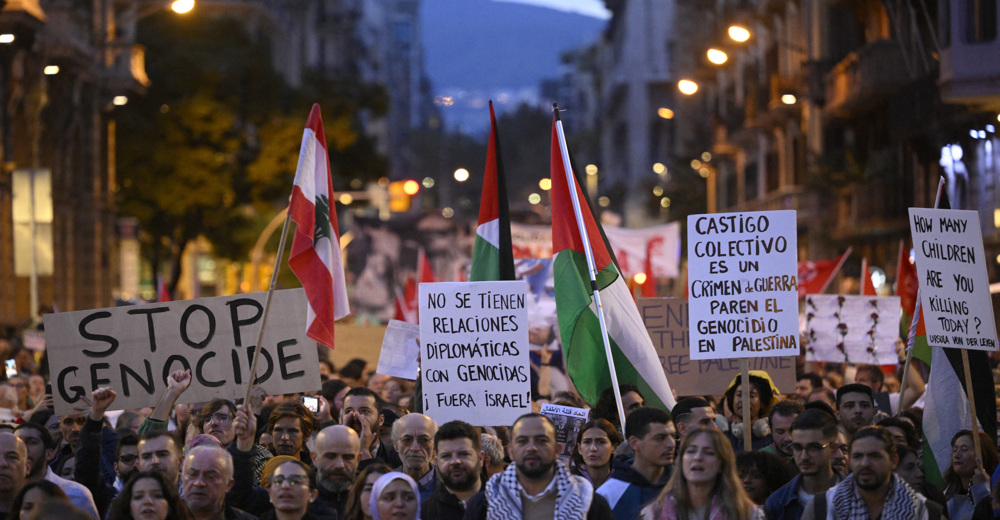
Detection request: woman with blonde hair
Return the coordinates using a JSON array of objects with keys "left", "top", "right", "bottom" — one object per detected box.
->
[{"left": 641, "top": 428, "right": 763, "bottom": 520}]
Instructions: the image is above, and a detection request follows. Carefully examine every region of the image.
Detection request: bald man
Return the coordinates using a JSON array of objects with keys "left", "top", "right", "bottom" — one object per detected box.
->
[
  {"left": 0, "top": 433, "right": 28, "bottom": 516},
  {"left": 313, "top": 424, "right": 362, "bottom": 517},
  {"left": 392, "top": 413, "right": 438, "bottom": 501}
]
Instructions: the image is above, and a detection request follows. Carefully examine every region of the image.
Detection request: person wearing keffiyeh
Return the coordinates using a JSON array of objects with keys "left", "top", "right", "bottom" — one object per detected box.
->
[
  {"left": 464, "top": 413, "right": 614, "bottom": 520},
  {"left": 802, "top": 426, "right": 941, "bottom": 520}
]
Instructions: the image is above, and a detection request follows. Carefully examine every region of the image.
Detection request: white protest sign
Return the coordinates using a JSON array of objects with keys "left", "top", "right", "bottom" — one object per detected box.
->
[
  {"left": 540, "top": 403, "right": 589, "bottom": 466},
  {"left": 376, "top": 320, "right": 420, "bottom": 380},
  {"left": 419, "top": 281, "right": 531, "bottom": 425},
  {"left": 687, "top": 210, "right": 799, "bottom": 359},
  {"left": 44, "top": 289, "right": 321, "bottom": 415},
  {"left": 802, "top": 295, "right": 901, "bottom": 364},
  {"left": 909, "top": 208, "right": 998, "bottom": 350}
]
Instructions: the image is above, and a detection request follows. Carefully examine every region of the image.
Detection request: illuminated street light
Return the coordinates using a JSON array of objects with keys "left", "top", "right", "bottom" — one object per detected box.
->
[
  {"left": 538, "top": 178, "right": 551, "bottom": 191},
  {"left": 657, "top": 107, "right": 674, "bottom": 119},
  {"left": 633, "top": 272, "right": 647, "bottom": 285},
  {"left": 701, "top": 152, "right": 712, "bottom": 162},
  {"left": 585, "top": 164, "right": 598, "bottom": 176},
  {"left": 0, "top": 34, "right": 14, "bottom": 44},
  {"left": 453, "top": 168, "right": 469, "bottom": 182},
  {"left": 402, "top": 179, "right": 420, "bottom": 195},
  {"left": 729, "top": 25, "right": 751, "bottom": 42},
  {"left": 442, "top": 207, "right": 454, "bottom": 218},
  {"left": 707, "top": 48, "right": 728, "bottom": 65},
  {"left": 781, "top": 94, "right": 797, "bottom": 105},
  {"left": 422, "top": 177, "right": 435, "bottom": 188},
  {"left": 652, "top": 163, "right": 666, "bottom": 175},
  {"left": 678, "top": 79, "right": 699, "bottom": 95},
  {"left": 113, "top": 96, "right": 128, "bottom": 106},
  {"left": 528, "top": 193, "right": 541, "bottom": 204},
  {"left": 339, "top": 193, "right": 353, "bottom": 205},
  {"left": 653, "top": 186, "right": 664, "bottom": 196},
  {"left": 660, "top": 197, "right": 671, "bottom": 208},
  {"left": 171, "top": 0, "right": 195, "bottom": 14},
  {"left": 44, "top": 66, "right": 59, "bottom": 75}
]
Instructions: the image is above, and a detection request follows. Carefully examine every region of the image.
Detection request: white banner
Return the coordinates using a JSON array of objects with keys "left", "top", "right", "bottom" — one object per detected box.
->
[
  {"left": 687, "top": 211, "right": 800, "bottom": 359},
  {"left": 909, "top": 208, "right": 998, "bottom": 351},
  {"left": 419, "top": 281, "right": 531, "bottom": 425},
  {"left": 44, "top": 289, "right": 322, "bottom": 415},
  {"left": 802, "top": 295, "right": 901, "bottom": 364}
]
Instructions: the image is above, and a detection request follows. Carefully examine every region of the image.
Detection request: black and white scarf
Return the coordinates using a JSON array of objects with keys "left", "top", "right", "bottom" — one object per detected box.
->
[
  {"left": 831, "top": 473, "right": 923, "bottom": 520},
  {"left": 485, "top": 461, "right": 594, "bottom": 520}
]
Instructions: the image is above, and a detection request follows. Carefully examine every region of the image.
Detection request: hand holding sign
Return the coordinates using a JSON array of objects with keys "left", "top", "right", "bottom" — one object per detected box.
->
[{"left": 234, "top": 404, "right": 256, "bottom": 452}]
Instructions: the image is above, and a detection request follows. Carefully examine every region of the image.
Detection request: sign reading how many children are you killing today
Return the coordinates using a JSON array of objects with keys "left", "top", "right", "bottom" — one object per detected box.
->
[
  {"left": 909, "top": 208, "right": 998, "bottom": 351},
  {"left": 419, "top": 281, "right": 531, "bottom": 425},
  {"left": 44, "top": 289, "right": 322, "bottom": 415},
  {"left": 687, "top": 210, "right": 799, "bottom": 359}
]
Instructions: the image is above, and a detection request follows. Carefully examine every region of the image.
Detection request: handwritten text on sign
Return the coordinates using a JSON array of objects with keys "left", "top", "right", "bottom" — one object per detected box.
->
[
  {"left": 908, "top": 208, "right": 998, "bottom": 351},
  {"left": 638, "top": 298, "right": 796, "bottom": 394},
  {"left": 687, "top": 211, "right": 799, "bottom": 359},
  {"left": 43, "top": 289, "right": 321, "bottom": 415},
  {"left": 419, "top": 281, "right": 531, "bottom": 425}
]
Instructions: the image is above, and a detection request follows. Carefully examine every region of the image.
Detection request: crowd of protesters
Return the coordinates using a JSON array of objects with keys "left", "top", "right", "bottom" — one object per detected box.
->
[{"left": 1, "top": 333, "right": 1000, "bottom": 520}]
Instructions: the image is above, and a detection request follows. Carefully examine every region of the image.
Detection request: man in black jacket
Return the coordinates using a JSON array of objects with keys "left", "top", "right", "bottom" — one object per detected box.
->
[
  {"left": 464, "top": 414, "right": 613, "bottom": 520},
  {"left": 422, "top": 421, "right": 481, "bottom": 520}
]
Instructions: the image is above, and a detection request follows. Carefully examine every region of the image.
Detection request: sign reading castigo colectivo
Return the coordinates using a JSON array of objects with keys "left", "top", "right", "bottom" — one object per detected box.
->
[
  {"left": 44, "top": 289, "right": 321, "bottom": 415},
  {"left": 687, "top": 210, "right": 800, "bottom": 360}
]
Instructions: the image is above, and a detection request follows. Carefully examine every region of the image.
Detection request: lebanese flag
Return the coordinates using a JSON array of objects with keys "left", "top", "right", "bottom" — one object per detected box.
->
[
  {"left": 394, "top": 285, "right": 416, "bottom": 323},
  {"left": 471, "top": 101, "right": 515, "bottom": 282},
  {"left": 288, "top": 104, "right": 350, "bottom": 348},
  {"left": 550, "top": 114, "right": 675, "bottom": 411},
  {"left": 797, "top": 248, "right": 852, "bottom": 298},
  {"left": 860, "top": 258, "right": 877, "bottom": 295}
]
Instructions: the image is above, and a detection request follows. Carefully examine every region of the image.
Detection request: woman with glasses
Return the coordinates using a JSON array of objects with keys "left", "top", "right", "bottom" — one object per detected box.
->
[
  {"left": 342, "top": 463, "right": 392, "bottom": 520},
  {"left": 369, "top": 472, "right": 419, "bottom": 520},
  {"left": 641, "top": 428, "right": 763, "bottom": 520},
  {"left": 193, "top": 399, "right": 272, "bottom": 483},
  {"left": 264, "top": 460, "right": 320, "bottom": 520},
  {"left": 108, "top": 471, "right": 192, "bottom": 520}
]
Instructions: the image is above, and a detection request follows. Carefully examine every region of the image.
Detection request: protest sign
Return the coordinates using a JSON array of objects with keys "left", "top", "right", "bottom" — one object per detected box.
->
[
  {"left": 909, "top": 208, "right": 998, "bottom": 351},
  {"left": 687, "top": 211, "right": 799, "bottom": 359},
  {"left": 540, "top": 403, "right": 588, "bottom": 466},
  {"left": 802, "top": 295, "right": 901, "bottom": 364},
  {"left": 638, "top": 298, "right": 796, "bottom": 395},
  {"left": 419, "top": 281, "right": 531, "bottom": 425},
  {"left": 44, "top": 289, "right": 321, "bottom": 415},
  {"left": 376, "top": 320, "right": 420, "bottom": 380}
]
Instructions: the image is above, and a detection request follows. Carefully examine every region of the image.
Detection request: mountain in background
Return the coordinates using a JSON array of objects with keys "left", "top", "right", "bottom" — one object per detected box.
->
[{"left": 421, "top": 0, "right": 606, "bottom": 133}]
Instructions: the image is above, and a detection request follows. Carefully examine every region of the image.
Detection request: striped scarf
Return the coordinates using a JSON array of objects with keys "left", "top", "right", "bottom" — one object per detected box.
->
[
  {"left": 831, "top": 473, "right": 923, "bottom": 520},
  {"left": 485, "top": 461, "right": 594, "bottom": 520}
]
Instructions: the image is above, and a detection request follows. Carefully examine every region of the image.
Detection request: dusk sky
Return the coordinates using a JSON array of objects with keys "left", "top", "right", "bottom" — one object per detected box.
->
[{"left": 495, "top": 0, "right": 612, "bottom": 19}]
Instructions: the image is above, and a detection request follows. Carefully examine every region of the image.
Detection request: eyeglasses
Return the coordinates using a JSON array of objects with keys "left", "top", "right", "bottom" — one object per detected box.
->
[
  {"left": 789, "top": 441, "right": 833, "bottom": 455},
  {"left": 118, "top": 455, "right": 137, "bottom": 464},
  {"left": 270, "top": 475, "right": 309, "bottom": 488},
  {"left": 202, "top": 413, "right": 232, "bottom": 424}
]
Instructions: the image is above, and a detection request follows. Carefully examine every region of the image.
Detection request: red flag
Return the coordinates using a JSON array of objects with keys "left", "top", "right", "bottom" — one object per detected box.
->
[
  {"left": 157, "top": 276, "right": 171, "bottom": 303},
  {"left": 418, "top": 248, "right": 436, "bottom": 284},
  {"left": 394, "top": 286, "right": 416, "bottom": 323},
  {"left": 797, "top": 248, "right": 852, "bottom": 298},
  {"left": 288, "top": 104, "right": 351, "bottom": 348},
  {"left": 641, "top": 239, "right": 657, "bottom": 297},
  {"left": 861, "top": 258, "right": 877, "bottom": 295},
  {"left": 896, "top": 241, "right": 919, "bottom": 316}
]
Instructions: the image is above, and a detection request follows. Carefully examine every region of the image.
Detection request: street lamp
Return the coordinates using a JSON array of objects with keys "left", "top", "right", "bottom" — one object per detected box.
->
[
  {"left": 678, "top": 79, "right": 699, "bottom": 95},
  {"left": 728, "top": 25, "right": 751, "bottom": 43},
  {"left": 707, "top": 48, "right": 728, "bottom": 65},
  {"left": 171, "top": 0, "right": 195, "bottom": 13},
  {"left": 453, "top": 168, "right": 469, "bottom": 182}
]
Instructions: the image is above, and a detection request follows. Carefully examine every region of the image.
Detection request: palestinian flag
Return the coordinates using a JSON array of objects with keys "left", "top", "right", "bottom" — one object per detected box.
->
[
  {"left": 471, "top": 101, "right": 515, "bottom": 282},
  {"left": 915, "top": 188, "right": 996, "bottom": 484},
  {"left": 550, "top": 114, "right": 676, "bottom": 411},
  {"left": 288, "top": 104, "right": 350, "bottom": 348}
]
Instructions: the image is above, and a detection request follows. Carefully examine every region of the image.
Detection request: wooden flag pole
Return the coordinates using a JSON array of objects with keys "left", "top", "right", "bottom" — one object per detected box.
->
[
  {"left": 553, "top": 104, "right": 627, "bottom": 431},
  {"left": 741, "top": 360, "right": 752, "bottom": 450},
  {"left": 962, "top": 349, "right": 983, "bottom": 465},
  {"left": 243, "top": 211, "right": 293, "bottom": 406}
]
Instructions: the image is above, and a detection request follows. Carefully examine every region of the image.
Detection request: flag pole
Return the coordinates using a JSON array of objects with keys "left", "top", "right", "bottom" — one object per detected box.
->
[
  {"left": 898, "top": 177, "right": 945, "bottom": 410},
  {"left": 553, "top": 104, "right": 627, "bottom": 430},
  {"left": 243, "top": 210, "right": 293, "bottom": 406},
  {"left": 741, "top": 360, "right": 752, "bottom": 449},
  {"left": 962, "top": 348, "right": 983, "bottom": 465}
]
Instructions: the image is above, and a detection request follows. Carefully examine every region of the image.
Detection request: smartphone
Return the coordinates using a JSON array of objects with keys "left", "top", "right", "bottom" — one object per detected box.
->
[
  {"left": 301, "top": 396, "right": 318, "bottom": 413},
  {"left": 4, "top": 360, "right": 16, "bottom": 379}
]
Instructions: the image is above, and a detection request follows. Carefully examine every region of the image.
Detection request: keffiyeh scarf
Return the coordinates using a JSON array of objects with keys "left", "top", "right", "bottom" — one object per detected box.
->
[
  {"left": 831, "top": 473, "right": 922, "bottom": 520},
  {"left": 485, "top": 462, "right": 593, "bottom": 520}
]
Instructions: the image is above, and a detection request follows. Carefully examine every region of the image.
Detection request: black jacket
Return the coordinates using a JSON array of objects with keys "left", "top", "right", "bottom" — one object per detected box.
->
[{"left": 421, "top": 479, "right": 481, "bottom": 520}]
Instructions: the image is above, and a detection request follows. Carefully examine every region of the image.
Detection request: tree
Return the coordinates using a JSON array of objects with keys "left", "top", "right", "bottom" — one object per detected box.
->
[{"left": 117, "top": 13, "right": 388, "bottom": 296}]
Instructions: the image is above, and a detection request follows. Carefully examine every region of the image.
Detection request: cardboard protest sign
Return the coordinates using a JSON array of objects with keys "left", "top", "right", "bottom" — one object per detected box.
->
[
  {"left": 909, "top": 208, "right": 998, "bottom": 350},
  {"left": 419, "top": 281, "right": 531, "bottom": 425},
  {"left": 540, "top": 403, "right": 588, "bottom": 466},
  {"left": 687, "top": 211, "right": 799, "bottom": 359},
  {"left": 44, "top": 289, "right": 321, "bottom": 415},
  {"left": 376, "top": 320, "right": 420, "bottom": 380},
  {"left": 803, "top": 295, "right": 901, "bottom": 364},
  {"left": 638, "top": 298, "right": 796, "bottom": 395}
]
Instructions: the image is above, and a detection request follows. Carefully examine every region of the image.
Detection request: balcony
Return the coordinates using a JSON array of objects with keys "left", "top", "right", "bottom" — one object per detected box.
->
[
  {"left": 102, "top": 42, "right": 151, "bottom": 95},
  {"left": 938, "top": 0, "right": 1000, "bottom": 110},
  {"left": 824, "top": 40, "right": 911, "bottom": 118}
]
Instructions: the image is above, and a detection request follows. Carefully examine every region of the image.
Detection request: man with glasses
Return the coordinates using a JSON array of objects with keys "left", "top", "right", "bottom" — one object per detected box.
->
[
  {"left": 194, "top": 399, "right": 272, "bottom": 483},
  {"left": 392, "top": 413, "right": 437, "bottom": 501},
  {"left": 765, "top": 408, "right": 842, "bottom": 520}
]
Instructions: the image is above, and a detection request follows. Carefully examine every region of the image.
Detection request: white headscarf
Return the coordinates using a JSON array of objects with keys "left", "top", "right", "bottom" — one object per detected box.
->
[{"left": 369, "top": 471, "right": 420, "bottom": 520}]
